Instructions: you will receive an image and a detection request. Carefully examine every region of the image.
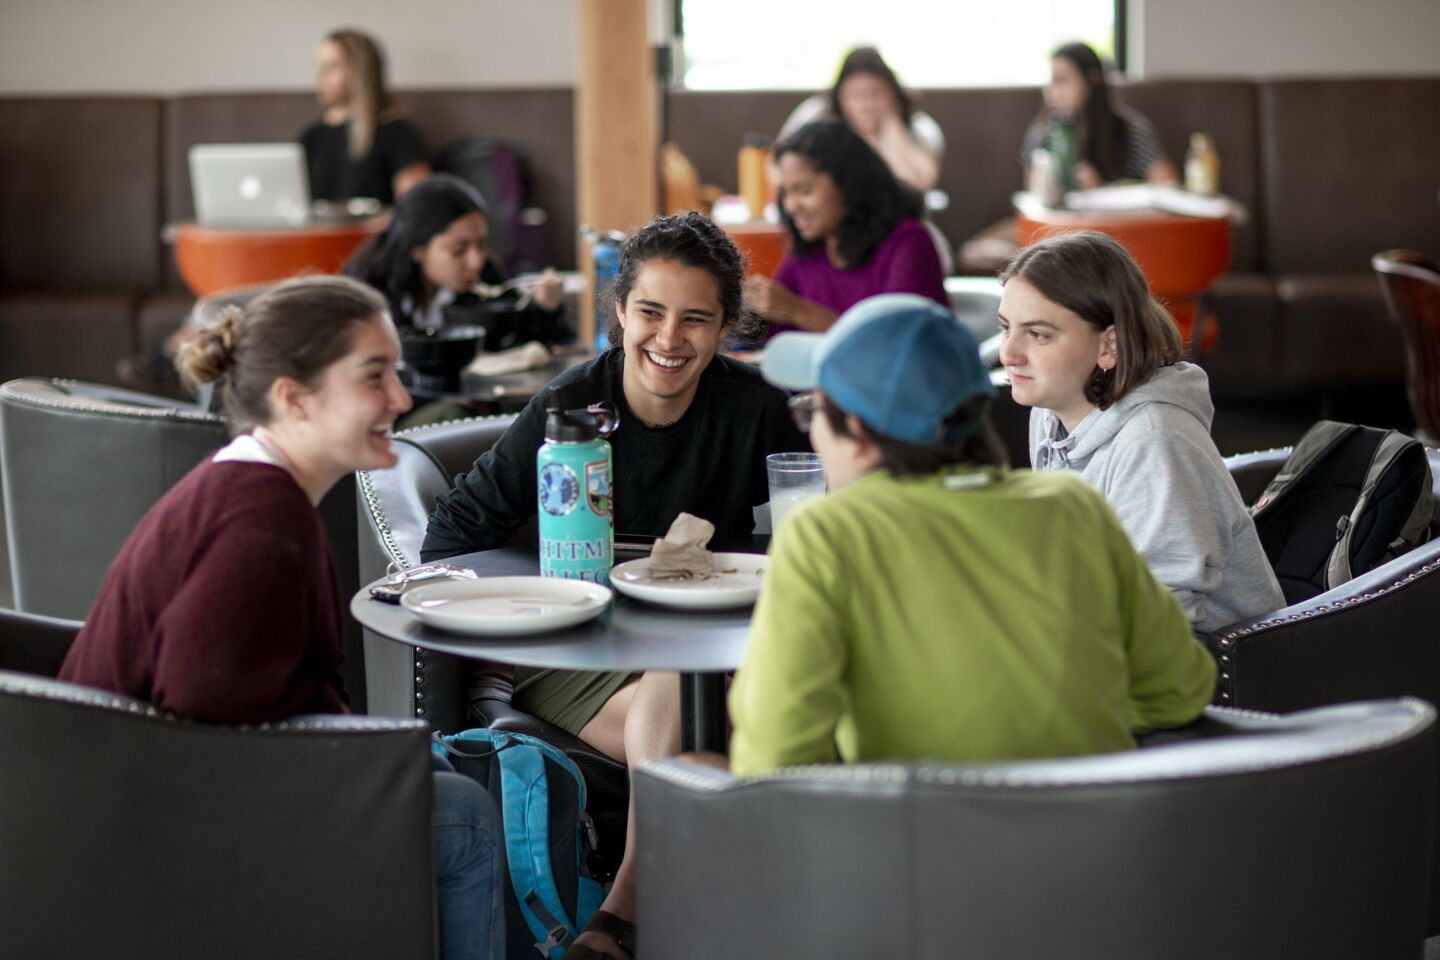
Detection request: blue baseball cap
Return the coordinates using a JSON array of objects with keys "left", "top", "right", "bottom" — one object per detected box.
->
[{"left": 762, "top": 293, "right": 994, "bottom": 444}]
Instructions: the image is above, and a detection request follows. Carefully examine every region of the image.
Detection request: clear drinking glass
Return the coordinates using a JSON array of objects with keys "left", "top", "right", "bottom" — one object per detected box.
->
[{"left": 767, "top": 452, "right": 826, "bottom": 529}]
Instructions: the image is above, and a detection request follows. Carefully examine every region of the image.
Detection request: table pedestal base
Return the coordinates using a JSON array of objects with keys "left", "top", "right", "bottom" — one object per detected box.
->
[{"left": 682, "top": 673, "right": 728, "bottom": 753}]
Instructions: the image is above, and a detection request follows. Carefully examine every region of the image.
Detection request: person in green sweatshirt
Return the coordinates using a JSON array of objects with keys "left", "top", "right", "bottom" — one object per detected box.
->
[{"left": 728, "top": 293, "right": 1216, "bottom": 776}]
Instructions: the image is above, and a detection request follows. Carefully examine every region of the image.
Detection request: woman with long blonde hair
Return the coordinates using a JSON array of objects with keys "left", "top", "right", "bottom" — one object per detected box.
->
[{"left": 300, "top": 28, "right": 430, "bottom": 204}]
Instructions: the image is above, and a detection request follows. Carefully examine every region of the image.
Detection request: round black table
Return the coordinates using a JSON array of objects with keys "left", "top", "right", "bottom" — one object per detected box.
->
[
  {"left": 349, "top": 546, "right": 755, "bottom": 752},
  {"left": 402, "top": 347, "right": 592, "bottom": 413}
]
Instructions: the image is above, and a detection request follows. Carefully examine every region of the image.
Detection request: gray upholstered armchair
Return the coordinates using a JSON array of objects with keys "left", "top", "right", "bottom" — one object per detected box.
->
[
  {"left": 0, "top": 668, "right": 436, "bottom": 959},
  {"left": 1216, "top": 446, "right": 1440, "bottom": 713},
  {"left": 0, "top": 376, "right": 369, "bottom": 708},
  {"left": 355, "top": 414, "right": 630, "bottom": 870},
  {"left": 356, "top": 413, "right": 526, "bottom": 727},
  {"left": 635, "top": 700, "right": 1436, "bottom": 960},
  {"left": 1219, "top": 444, "right": 1440, "bottom": 932},
  {"left": 0, "top": 377, "right": 227, "bottom": 619}
]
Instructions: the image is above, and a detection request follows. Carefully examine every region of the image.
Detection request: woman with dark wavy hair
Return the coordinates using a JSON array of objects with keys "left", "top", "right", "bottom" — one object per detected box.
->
[
  {"left": 1020, "top": 41, "right": 1178, "bottom": 188},
  {"left": 343, "top": 173, "right": 563, "bottom": 333},
  {"left": 744, "top": 119, "right": 946, "bottom": 341}
]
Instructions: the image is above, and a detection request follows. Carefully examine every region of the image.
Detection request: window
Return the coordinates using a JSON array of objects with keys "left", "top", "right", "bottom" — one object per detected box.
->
[{"left": 678, "top": 0, "right": 1120, "bottom": 90}]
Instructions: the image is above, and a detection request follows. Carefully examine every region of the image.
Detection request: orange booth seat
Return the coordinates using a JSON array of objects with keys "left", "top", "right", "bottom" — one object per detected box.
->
[
  {"left": 172, "top": 216, "right": 388, "bottom": 298},
  {"left": 1015, "top": 207, "right": 1231, "bottom": 350}
]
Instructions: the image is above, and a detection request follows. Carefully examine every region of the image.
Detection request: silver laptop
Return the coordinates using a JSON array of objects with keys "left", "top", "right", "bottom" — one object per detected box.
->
[{"left": 188, "top": 143, "right": 311, "bottom": 227}]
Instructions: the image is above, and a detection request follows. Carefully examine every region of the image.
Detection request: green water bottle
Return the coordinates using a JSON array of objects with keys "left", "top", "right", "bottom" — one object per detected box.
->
[
  {"left": 537, "top": 400, "right": 619, "bottom": 584},
  {"left": 1048, "top": 120, "right": 1078, "bottom": 194}
]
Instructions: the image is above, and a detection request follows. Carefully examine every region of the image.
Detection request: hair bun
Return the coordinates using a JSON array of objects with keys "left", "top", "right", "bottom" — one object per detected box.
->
[{"left": 175, "top": 304, "right": 242, "bottom": 385}]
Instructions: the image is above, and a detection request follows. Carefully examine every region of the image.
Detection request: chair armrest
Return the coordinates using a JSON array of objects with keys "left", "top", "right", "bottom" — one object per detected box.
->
[
  {"left": 638, "top": 756, "right": 739, "bottom": 791},
  {"left": 1223, "top": 446, "right": 1289, "bottom": 505},
  {"left": 0, "top": 609, "right": 83, "bottom": 677},
  {"left": 1213, "top": 538, "right": 1440, "bottom": 712}
]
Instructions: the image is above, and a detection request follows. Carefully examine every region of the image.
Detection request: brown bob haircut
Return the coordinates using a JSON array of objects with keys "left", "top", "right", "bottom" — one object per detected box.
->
[{"left": 998, "top": 230, "right": 1182, "bottom": 408}]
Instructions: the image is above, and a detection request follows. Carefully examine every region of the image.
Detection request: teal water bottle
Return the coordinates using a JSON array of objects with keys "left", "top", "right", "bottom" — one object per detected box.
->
[{"left": 537, "top": 400, "right": 619, "bottom": 584}]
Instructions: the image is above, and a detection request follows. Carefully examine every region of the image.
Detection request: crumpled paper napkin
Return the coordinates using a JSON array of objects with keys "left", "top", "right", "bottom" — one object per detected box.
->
[{"left": 649, "top": 512, "right": 716, "bottom": 580}]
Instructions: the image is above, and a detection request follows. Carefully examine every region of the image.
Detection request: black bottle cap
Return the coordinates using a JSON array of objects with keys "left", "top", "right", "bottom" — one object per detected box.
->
[{"left": 545, "top": 399, "right": 600, "bottom": 442}]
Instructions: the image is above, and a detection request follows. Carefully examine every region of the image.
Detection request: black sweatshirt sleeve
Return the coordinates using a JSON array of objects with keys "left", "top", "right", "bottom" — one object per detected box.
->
[{"left": 420, "top": 395, "right": 548, "bottom": 561}]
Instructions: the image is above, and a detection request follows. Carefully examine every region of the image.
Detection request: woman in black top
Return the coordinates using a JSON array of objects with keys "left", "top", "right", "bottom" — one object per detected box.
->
[
  {"left": 300, "top": 28, "right": 430, "bottom": 204},
  {"left": 423, "top": 212, "right": 806, "bottom": 960}
]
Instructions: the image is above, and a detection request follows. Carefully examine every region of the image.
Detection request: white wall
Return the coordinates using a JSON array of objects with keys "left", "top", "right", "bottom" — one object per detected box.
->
[
  {"left": 1135, "top": 0, "right": 1440, "bottom": 78},
  {"left": 2, "top": 0, "right": 1435, "bottom": 94},
  {"left": 0, "top": 0, "right": 578, "bottom": 94}
]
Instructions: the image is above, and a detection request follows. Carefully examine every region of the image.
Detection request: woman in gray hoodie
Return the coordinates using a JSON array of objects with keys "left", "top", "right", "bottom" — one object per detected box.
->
[{"left": 997, "top": 230, "right": 1284, "bottom": 634}]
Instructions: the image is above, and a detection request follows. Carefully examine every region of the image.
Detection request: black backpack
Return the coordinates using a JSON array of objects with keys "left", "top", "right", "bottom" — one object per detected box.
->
[{"left": 1250, "top": 421, "right": 1433, "bottom": 605}]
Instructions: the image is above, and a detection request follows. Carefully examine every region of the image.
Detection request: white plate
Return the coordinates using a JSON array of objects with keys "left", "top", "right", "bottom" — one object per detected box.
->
[
  {"left": 609, "top": 553, "right": 767, "bottom": 610},
  {"left": 401, "top": 576, "right": 611, "bottom": 636}
]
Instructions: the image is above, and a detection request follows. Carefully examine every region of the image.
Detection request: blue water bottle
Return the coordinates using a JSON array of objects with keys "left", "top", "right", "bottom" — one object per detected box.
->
[
  {"left": 581, "top": 226, "right": 625, "bottom": 354},
  {"left": 537, "top": 400, "right": 619, "bottom": 584}
]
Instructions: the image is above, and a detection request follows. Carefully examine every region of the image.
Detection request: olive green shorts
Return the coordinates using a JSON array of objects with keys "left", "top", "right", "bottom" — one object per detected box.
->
[{"left": 512, "top": 667, "right": 634, "bottom": 736}]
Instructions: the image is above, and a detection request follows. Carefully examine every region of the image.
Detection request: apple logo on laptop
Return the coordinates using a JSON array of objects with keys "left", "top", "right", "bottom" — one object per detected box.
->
[{"left": 239, "top": 175, "right": 262, "bottom": 199}]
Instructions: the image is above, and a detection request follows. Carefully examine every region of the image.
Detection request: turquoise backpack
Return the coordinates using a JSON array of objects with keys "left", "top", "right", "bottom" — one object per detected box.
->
[{"left": 436, "top": 729, "right": 606, "bottom": 958}]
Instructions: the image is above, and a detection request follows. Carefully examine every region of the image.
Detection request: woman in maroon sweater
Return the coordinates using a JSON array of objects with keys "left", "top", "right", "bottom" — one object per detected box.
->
[{"left": 60, "top": 276, "right": 504, "bottom": 960}]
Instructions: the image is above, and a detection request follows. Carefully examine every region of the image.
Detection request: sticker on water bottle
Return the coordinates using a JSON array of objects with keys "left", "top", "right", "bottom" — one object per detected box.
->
[
  {"left": 585, "top": 460, "right": 611, "bottom": 518},
  {"left": 539, "top": 463, "right": 579, "bottom": 516}
]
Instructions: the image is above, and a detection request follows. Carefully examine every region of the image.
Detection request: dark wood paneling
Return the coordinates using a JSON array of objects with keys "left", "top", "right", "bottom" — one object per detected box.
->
[{"left": 0, "top": 97, "right": 164, "bottom": 292}]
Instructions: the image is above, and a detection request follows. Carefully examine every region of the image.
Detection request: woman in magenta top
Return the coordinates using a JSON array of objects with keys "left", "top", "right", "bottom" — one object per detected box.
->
[{"left": 744, "top": 119, "right": 947, "bottom": 340}]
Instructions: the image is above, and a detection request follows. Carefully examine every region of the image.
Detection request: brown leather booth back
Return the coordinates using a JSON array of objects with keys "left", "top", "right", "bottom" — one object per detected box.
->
[
  {"left": 0, "top": 97, "right": 164, "bottom": 292},
  {"left": 1126, "top": 80, "right": 1261, "bottom": 272},
  {"left": 918, "top": 86, "right": 1039, "bottom": 249},
  {"left": 1261, "top": 78, "right": 1440, "bottom": 275},
  {"left": 664, "top": 89, "right": 810, "bottom": 199},
  {"left": 163, "top": 88, "right": 578, "bottom": 286},
  {"left": 397, "top": 89, "right": 577, "bottom": 271}
]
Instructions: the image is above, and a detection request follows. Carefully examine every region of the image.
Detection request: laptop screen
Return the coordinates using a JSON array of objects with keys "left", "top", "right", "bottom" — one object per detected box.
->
[{"left": 188, "top": 143, "right": 312, "bottom": 228}]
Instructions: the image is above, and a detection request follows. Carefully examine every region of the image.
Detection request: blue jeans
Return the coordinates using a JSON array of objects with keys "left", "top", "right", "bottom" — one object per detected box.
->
[{"left": 432, "top": 754, "right": 506, "bottom": 960}]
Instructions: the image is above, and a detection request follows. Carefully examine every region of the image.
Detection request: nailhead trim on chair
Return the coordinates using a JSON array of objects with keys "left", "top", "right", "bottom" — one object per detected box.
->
[
  {"left": 356, "top": 412, "right": 517, "bottom": 574},
  {"left": 0, "top": 379, "right": 224, "bottom": 424},
  {"left": 1212, "top": 551, "right": 1440, "bottom": 702},
  {"left": 357, "top": 467, "right": 411, "bottom": 573},
  {"left": 259, "top": 717, "right": 428, "bottom": 733},
  {"left": 392, "top": 411, "right": 517, "bottom": 440},
  {"left": 0, "top": 674, "right": 428, "bottom": 732},
  {"left": 0, "top": 675, "right": 165, "bottom": 717},
  {"left": 655, "top": 700, "right": 1432, "bottom": 792},
  {"left": 1221, "top": 445, "right": 1292, "bottom": 465}
]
